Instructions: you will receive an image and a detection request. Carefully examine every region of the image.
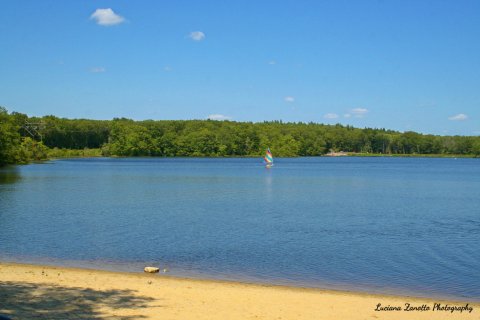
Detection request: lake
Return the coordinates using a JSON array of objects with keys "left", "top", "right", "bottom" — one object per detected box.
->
[{"left": 0, "top": 157, "right": 479, "bottom": 300}]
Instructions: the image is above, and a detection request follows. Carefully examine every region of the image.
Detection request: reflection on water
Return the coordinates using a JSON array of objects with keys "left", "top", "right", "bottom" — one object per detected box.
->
[
  {"left": 0, "top": 157, "right": 479, "bottom": 300},
  {"left": 263, "top": 170, "right": 273, "bottom": 201},
  {"left": 0, "top": 167, "right": 21, "bottom": 184}
]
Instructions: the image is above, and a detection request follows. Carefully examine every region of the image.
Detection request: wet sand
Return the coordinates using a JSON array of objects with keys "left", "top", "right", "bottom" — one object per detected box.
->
[{"left": 0, "top": 262, "right": 478, "bottom": 319}]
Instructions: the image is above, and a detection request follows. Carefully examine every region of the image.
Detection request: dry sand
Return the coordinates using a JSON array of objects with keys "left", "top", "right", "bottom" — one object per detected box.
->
[{"left": 0, "top": 262, "right": 478, "bottom": 319}]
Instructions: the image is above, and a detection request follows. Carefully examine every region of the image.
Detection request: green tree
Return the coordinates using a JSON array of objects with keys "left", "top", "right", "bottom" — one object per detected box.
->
[
  {"left": 16, "top": 137, "right": 48, "bottom": 163},
  {"left": 0, "top": 107, "right": 21, "bottom": 166},
  {"left": 472, "top": 138, "right": 480, "bottom": 156}
]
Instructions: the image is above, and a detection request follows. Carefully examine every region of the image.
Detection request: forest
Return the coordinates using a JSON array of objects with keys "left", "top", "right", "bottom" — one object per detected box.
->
[{"left": 1, "top": 106, "right": 480, "bottom": 166}]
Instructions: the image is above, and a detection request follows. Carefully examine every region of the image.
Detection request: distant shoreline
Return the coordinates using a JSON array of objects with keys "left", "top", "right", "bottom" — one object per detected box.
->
[
  {"left": 45, "top": 151, "right": 480, "bottom": 160},
  {"left": 339, "top": 152, "right": 478, "bottom": 158},
  {"left": 3, "top": 108, "right": 480, "bottom": 167},
  {"left": 0, "top": 262, "right": 478, "bottom": 319}
]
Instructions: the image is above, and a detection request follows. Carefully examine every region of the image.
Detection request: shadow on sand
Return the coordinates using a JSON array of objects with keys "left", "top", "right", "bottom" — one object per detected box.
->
[{"left": 0, "top": 281, "right": 158, "bottom": 319}]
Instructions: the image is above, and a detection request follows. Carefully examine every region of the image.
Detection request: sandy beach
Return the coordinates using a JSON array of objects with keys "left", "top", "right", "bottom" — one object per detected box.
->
[{"left": 0, "top": 262, "right": 478, "bottom": 319}]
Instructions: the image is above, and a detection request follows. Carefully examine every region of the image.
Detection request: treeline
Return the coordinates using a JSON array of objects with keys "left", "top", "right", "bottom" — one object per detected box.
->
[
  {"left": 1, "top": 108, "right": 49, "bottom": 165},
  {"left": 1, "top": 106, "right": 480, "bottom": 166},
  {"left": 102, "top": 119, "right": 480, "bottom": 157}
]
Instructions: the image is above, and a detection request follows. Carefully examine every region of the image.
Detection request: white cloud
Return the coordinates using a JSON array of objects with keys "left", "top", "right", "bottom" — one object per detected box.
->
[
  {"left": 284, "top": 96, "right": 295, "bottom": 103},
  {"left": 343, "top": 113, "right": 351, "bottom": 118},
  {"left": 268, "top": 60, "right": 276, "bottom": 65},
  {"left": 207, "top": 114, "right": 231, "bottom": 121},
  {"left": 164, "top": 66, "right": 172, "bottom": 72},
  {"left": 351, "top": 108, "right": 368, "bottom": 118},
  {"left": 323, "top": 113, "right": 339, "bottom": 119},
  {"left": 90, "top": 8, "right": 125, "bottom": 26},
  {"left": 448, "top": 113, "right": 468, "bottom": 121},
  {"left": 90, "top": 67, "right": 106, "bottom": 73},
  {"left": 189, "top": 31, "right": 205, "bottom": 41}
]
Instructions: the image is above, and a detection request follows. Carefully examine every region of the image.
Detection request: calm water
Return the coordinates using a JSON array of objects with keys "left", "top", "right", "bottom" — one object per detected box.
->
[{"left": 0, "top": 157, "right": 479, "bottom": 300}]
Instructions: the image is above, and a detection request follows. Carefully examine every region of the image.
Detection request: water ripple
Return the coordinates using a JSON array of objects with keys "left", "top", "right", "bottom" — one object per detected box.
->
[{"left": 1, "top": 157, "right": 479, "bottom": 300}]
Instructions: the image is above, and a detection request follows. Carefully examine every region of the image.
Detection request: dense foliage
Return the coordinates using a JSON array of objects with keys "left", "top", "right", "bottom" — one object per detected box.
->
[
  {"left": 1, "top": 107, "right": 480, "bottom": 166},
  {"left": 0, "top": 107, "right": 19, "bottom": 165},
  {"left": 0, "top": 107, "right": 49, "bottom": 165}
]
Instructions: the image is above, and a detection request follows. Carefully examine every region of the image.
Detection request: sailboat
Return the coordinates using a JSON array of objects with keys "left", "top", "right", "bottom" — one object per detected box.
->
[{"left": 264, "top": 148, "right": 273, "bottom": 168}]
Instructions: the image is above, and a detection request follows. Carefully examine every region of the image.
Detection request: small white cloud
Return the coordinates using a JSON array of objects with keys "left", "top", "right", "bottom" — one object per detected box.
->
[
  {"left": 351, "top": 107, "right": 368, "bottom": 118},
  {"left": 343, "top": 113, "right": 351, "bottom": 118},
  {"left": 207, "top": 114, "right": 231, "bottom": 121},
  {"left": 284, "top": 96, "right": 295, "bottom": 103},
  {"left": 323, "top": 113, "right": 339, "bottom": 119},
  {"left": 189, "top": 31, "right": 205, "bottom": 41},
  {"left": 448, "top": 113, "right": 468, "bottom": 121},
  {"left": 268, "top": 60, "right": 276, "bottom": 65},
  {"left": 164, "top": 66, "right": 172, "bottom": 72},
  {"left": 90, "top": 67, "right": 106, "bottom": 73},
  {"left": 90, "top": 8, "right": 125, "bottom": 26}
]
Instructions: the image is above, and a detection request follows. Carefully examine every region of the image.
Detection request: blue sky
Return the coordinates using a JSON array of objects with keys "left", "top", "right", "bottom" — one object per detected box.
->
[{"left": 1, "top": 1, "right": 479, "bottom": 135}]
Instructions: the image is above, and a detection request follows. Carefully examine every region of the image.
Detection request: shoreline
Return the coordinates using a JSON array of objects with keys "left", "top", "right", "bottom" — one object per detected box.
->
[
  {"left": 1, "top": 256, "right": 475, "bottom": 302},
  {"left": 44, "top": 153, "right": 480, "bottom": 159},
  {"left": 2, "top": 153, "right": 478, "bottom": 167},
  {"left": 1, "top": 262, "right": 478, "bottom": 319}
]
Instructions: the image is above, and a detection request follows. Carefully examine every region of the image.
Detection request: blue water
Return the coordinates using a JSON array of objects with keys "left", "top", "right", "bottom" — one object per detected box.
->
[{"left": 0, "top": 157, "right": 479, "bottom": 300}]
